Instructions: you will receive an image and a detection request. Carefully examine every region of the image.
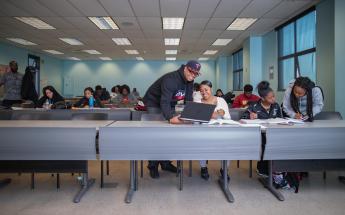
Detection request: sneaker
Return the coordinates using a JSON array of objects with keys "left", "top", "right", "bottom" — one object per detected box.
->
[
  {"left": 256, "top": 169, "right": 269, "bottom": 178},
  {"left": 147, "top": 163, "right": 159, "bottom": 179},
  {"left": 219, "top": 168, "right": 230, "bottom": 182},
  {"left": 200, "top": 167, "right": 209, "bottom": 180},
  {"left": 160, "top": 161, "right": 177, "bottom": 173}
]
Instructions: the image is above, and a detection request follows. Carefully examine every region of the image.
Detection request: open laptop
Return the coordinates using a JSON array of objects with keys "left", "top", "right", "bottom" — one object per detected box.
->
[{"left": 179, "top": 101, "right": 216, "bottom": 123}]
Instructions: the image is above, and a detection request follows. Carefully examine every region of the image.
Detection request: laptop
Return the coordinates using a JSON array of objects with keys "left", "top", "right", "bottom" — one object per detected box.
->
[{"left": 179, "top": 101, "right": 216, "bottom": 123}]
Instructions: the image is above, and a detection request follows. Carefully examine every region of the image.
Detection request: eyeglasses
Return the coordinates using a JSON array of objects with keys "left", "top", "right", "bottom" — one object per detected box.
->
[{"left": 187, "top": 67, "right": 201, "bottom": 77}]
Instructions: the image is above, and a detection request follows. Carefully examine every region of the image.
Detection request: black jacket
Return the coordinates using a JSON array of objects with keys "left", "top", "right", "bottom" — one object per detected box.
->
[
  {"left": 37, "top": 95, "right": 64, "bottom": 108},
  {"left": 21, "top": 71, "right": 38, "bottom": 105},
  {"left": 143, "top": 65, "right": 193, "bottom": 120},
  {"left": 242, "top": 100, "right": 282, "bottom": 119},
  {"left": 74, "top": 97, "right": 104, "bottom": 108}
]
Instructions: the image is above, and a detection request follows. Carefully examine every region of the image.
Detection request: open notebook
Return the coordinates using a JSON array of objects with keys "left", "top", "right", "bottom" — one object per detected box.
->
[
  {"left": 205, "top": 119, "right": 241, "bottom": 125},
  {"left": 240, "top": 118, "right": 304, "bottom": 125}
]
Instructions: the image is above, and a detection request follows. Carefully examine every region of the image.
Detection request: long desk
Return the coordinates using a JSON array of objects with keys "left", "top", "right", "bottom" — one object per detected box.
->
[
  {"left": 262, "top": 120, "right": 345, "bottom": 201},
  {"left": 0, "top": 120, "right": 113, "bottom": 203},
  {"left": 99, "top": 121, "right": 262, "bottom": 203}
]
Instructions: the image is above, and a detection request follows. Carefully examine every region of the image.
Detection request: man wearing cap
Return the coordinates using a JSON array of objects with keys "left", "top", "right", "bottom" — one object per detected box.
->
[
  {"left": 0, "top": 61, "right": 23, "bottom": 108},
  {"left": 143, "top": 60, "right": 201, "bottom": 179},
  {"left": 232, "top": 84, "right": 260, "bottom": 108}
]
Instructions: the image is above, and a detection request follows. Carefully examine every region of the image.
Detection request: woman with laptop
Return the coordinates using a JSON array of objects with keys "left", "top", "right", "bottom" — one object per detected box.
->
[{"left": 194, "top": 80, "right": 231, "bottom": 180}]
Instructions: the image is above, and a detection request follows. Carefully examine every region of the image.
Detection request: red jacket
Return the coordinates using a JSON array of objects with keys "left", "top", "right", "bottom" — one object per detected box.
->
[{"left": 232, "top": 93, "right": 260, "bottom": 108}]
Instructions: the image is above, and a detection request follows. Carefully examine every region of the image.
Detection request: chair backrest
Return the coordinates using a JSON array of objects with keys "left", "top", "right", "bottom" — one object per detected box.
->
[
  {"left": 71, "top": 113, "right": 108, "bottom": 120},
  {"left": 314, "top": 111, "right": 343, "bottom": 120},
  {"left": 229, "top": 108, "right": 247, "bottom": 121},
  {"left": 11, "top": 112, "right": 52, "bottom": 120},
  {"left": 140, "top": 113, "right": 165, "bottom": 121}
]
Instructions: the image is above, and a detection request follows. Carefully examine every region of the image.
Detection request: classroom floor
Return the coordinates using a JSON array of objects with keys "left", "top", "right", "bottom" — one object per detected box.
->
[{"left": 1, "top": 160, "right": 345, "bottom": 215}]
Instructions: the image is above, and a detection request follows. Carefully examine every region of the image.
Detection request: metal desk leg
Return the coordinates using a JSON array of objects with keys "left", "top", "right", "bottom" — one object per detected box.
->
[
  {"left": 100, "top": 161, "right": 104, "bottom": 188},
  {"left": 249, "top": 160, "right": 253, "bottom": 178},
  {"left": 0, "top": 178, "right": 11, "bottom": 188},
  {"left": 125, "top": 160, "right": 135, "bottom": 204},
  {"left": 179, "top": 161, "right": 183, "bottom": 191},
  {"left": 134, "top": 161, "right": 138, "bottom": 191},
  {"left": 237, "top": 160, "right": 240, "bottom": 168},
  {"left": 189, "top": 160, "right": 192, "bottom": 177},
  {"left": 106, "top": 160, "right": 110, "bottom": 175},
  {"left": 56, "top": 173, "right": 60, "bottom": 189},
  {"left": 258, "top": 160, "right": 284, "bottom": 201},
  {"left": 218, "top": 160, "right": 234, "bottom": 203},
  {"left": 140, "top": 161, "right": 143, "bottom": 178},
  {"left": 31, "top": 173, "right": 35, "bottom": 190},
  {"left": 73, "top": 172, "right": 95, "bottom": 203}
]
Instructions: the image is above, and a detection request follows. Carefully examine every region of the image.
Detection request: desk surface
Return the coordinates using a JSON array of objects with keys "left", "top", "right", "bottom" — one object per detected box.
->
[{"left": 0, "top": 120, "right": 114, "bottom": 128}]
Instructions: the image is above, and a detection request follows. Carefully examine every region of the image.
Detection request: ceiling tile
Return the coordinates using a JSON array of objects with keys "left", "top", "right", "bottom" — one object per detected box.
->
[
  {"left": 213, "top": 0, "right": 252, "bottom": 18},
  {"left": 160, "top": 0, "right": 189, "bottom": 17},
  {"left": 99, "top": 0, "right": 134, "bottom": 17},
  {"left": 69, "top": 0, "right": 109, "bottom": 16},
  {"left": 130, "top": 0, "right": 160, "bottom": 17},
  {"left": 187, "top": 0, "right": 220, "bottom": 18}
]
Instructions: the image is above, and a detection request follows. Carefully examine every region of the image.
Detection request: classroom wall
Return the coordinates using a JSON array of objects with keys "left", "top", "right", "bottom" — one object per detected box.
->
[
  {"left": 62, "top": 60, "right": 216, "bottom": 97},
  {"left": 250, "top": 36, "right": 263, "bottom": 90},
  {"left": 242, "top": 38, "right": 250, "bottom": 91},
  {"left": 215, "top": 56, "right": 228, "bottom": 93},
  {"left": 335, "top": 0, "right": 345, "bottom": 117}
]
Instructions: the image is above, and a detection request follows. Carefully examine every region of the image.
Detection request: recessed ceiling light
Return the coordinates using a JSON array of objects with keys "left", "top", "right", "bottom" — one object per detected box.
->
[
  {"left": 112, "top": 38, "right": 131, "bottom": 45},
  {"left": 99, "top": 57, "right": 112, "bottom": 61},
  {"left": 212, "top": 39, "right": 232, "bottom": 46},
  {"left": 164, "top": 38, "right": 180, "bottom": 45},
  {"left": 14, "top": 17, "right": 55, "bottom": 29},
  {"left": 163, "top": 17, "right": 184, "bottom": 30},
  {"left": 198, "top": 57, "right": 209, "bottom": 61},
  {"left": 227, "top": 18, "right": 257, "bottom": 30},
  {"left": 165, "top": 50, "right": 178, "bottom": 55},
  {"left": 88, "top": 17, "right": 119, "bottom": 29},
  {"left": 125, "top": 50, "right": 139, "bottom": 55},
  {"left": 166, "top": 57, "right": 176, "bottom": 61},
  {"left": 203, "top": 50, "right": 218, "bottom": 55},
  {"left": 59, "top": 38, "right": 83, "bottom": 45},
  {"left": 68, "top": 57, "right": 80, "bottom": 61},
  {"left": 136, "top": 57, "right": 144, "bottom": 61},
  {"left": 43, "top": 50, "right": 63, "bottom": 55},
  {"left": 82, "top": 50, "right": 101, "bottom": 55},
  {"left": 6, "top": 38, "right": 37, "bottom": 45}
]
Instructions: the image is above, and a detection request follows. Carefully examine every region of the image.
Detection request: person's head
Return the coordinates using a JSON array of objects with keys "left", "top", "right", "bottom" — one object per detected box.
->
[
  {"left": 199, "top": 80, "right": 213, "bottom": 100},
  {"left": 183, "top": 60, "right": 201, "bottom": 82},
  {"left": 111, "top": 85, "right": 120, "bottom": 94},
  {"left": 42, "top": 85, "right": 57, "bottom": 99},
  {"left": 257, "top": 81, "right": 275, "bottom": 105},
  {"left": 120, "top": 84, "right": 130, "bottom": 96},
  {"left": 95, "top": 85, "right": 102, "bottom": 96},
  {"left": 193, "top": 83, "right": 200, "bottom": 92},
  {"left": 215, "top": 89, "right": 224, "bottom": 97},
  {"left": 84, "top": 87, "right": 94, "bottom": 99},
  {"left": 243, "top": 84, "right": 253, "bottom": 98},
  {"left": 290, "top": 76, "right": 316, "bottom": 121},
  {"left": 133, "top": 88, "right": 137, "bottom": 92},
  {"left": 9, "top": 60, "right": 18, "bottom": 73}
]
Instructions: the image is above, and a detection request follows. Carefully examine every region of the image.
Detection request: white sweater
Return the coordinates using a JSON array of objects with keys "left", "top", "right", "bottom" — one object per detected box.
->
[{"left": 194, "top": 96, "right": 231, "bottom": 119}]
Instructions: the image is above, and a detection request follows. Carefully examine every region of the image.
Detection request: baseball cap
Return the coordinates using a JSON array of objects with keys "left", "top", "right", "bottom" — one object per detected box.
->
[{"left": 186, "top": 60, "right": 201, "bottom": 75}]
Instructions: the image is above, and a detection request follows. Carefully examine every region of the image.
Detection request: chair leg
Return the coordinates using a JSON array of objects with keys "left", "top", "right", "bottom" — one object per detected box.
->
[
  {"left": 140, "top": 161, "right": 143, "bottom": 178},
  {"left": 323, "top": 171, "right": 327, "bottom": 180},
  {"left": 189, "top": 160, "right": 192, "bottom": 177},
  {"left": 31, "top": 173, "right": 35, "bottom": 190},
  {"left": 237, "top": 160, "right": 240, "bottom": 168},
  {"left": 57, "top": 173, "right": 60, "bottom": 189},
  {"left": 106, "top": 160, "right": 110, "bottom": 175}
]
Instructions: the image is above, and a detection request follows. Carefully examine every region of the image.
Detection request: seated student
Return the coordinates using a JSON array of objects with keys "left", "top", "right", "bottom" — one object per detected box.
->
[
  {"left": 215, "top": 89, "right": 224, "bottom": 98},
  {"left": 232, "top": 84, "right": 260, "bottom": 108},
  {"left": 37, "top": 85, "right": 65, "bottom": 109},
  {"left": 195, "top": 80, "right": 231, "bottom": 180},
  {"left": 73, "top": 87, "right": 103, "bottom": 108},
  {"left": 111, "top": 84, "right": 137, "bottom": 106},
  {"left": 21, "top": 66, "right": 38, "bottom": 106},
  {"left": 283, "top": 76, "right": 324, "bottom": 122},
  {"left": 242, "top": 81, "right": 282, "bottom": 177},
  {"left": 132, "top": 88, "right": 140, "bottom": 99},
  {"left": 95, "top": 85, "right": 110, "bottom": 103},
  {"left": 110, "top": 85, "right": 120, "bottom": 99}
]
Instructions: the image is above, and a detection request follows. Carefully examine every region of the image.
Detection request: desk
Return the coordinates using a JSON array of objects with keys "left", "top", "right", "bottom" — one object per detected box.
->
[
  {"left": 0, "top": 120, "right": 113, "bottom": 203},
  {"left": 99, "top": 121, "right": 261, "bottom": 203},
  {"left": 262, "top": 120, "right": 345, "bottom": 201}
]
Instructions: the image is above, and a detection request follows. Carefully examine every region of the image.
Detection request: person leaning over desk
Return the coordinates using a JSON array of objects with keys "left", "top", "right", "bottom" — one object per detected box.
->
[{"left": 143, "top": 60, "right": 201, "bottom": 179}]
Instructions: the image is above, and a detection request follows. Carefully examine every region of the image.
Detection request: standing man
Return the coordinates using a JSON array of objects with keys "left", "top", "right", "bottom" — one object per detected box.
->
[
  {"left": 0, "top": 61, "right": 23, "bottom": 108},
  {"left": 143, "top": 60, "right": 201, "bottom": 178}
]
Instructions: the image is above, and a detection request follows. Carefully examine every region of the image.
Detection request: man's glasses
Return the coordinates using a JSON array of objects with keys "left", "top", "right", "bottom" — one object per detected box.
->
[{"left": 187, "top": 67, "right": 201, "bottom": 77}]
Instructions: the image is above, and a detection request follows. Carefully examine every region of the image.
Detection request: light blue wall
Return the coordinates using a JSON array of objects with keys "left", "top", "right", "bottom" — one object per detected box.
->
[
  {"left": 335, "top": 0, "right": 345, "bottom": 117},
  {"left": 62, "top": 60, "right": 216, "bottom": 97},
  {"left": 242, "top": 38, "right": 250, "bottom": 90},
  {"left": 0, "top": 42, "right": 63, "bottom": 95},
  {"left": 250, "top": 37, "right": 263, "bottom": 89},
  {"left": 215, "top": 56, "right": 228, "bottom": 92}
]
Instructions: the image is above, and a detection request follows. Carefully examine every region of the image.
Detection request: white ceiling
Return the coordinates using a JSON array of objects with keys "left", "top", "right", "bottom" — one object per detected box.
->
[{"left": 0, "top": 0, "right": 319, "bottom": 60}]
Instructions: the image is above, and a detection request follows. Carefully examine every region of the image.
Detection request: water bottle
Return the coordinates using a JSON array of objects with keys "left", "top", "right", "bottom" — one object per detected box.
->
[
  {"left": 88, "top": 96, "right": 94, "bottom": 109},
  {"left": 44, "top": 99, "right": 50, "bottom": 109}
]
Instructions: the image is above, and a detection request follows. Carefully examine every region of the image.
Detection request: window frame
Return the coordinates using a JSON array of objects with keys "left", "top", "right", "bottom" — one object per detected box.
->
[{"left": 232, "top": 48, "right": 243, "bottom": 91}]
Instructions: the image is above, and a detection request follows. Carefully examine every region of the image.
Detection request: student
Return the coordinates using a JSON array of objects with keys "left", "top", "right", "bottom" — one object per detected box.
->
[
  {"left": 242, "top": 81, "right": 282, "bottom": 177},
  {"left": 95, "top": 85, "right": 110, "bottom": 102},
  {"left": 21, "top": 66, "right": 38, "bottom": 106},
  {"left": 196, "top": 80, "right": 231, "bottom": 180},
  {"left": 232, "top": 84, "right": 260, "bottom": 108},
  {"left": 110, "top": 85, "right": 120, "bottom": 98},
  {"left": 283, "top": 76, "right": 324, "bottom": 122},
  {"left": 0, "top": 61, "right": 23, "bottom": 107},
  {"left": 193, "top": 82, "right": 202, "bottom": 102},
  {"left": 143, "top": 60, "right": 201, "bottom": 179},
  {"left": 215, "top": 89, "right": 224, "bottom": 98},
  {"left": 132, "top": 88, "right": 140, "bottom": 99},
  {"left": 73, "top": 87, "right": 103, "bottom": 108},
  {"left": 37, "top": 86, "right": 64, "bottom": 109},
  {"left": 111, "top": 84, "right": 137, "bottom": 106}
]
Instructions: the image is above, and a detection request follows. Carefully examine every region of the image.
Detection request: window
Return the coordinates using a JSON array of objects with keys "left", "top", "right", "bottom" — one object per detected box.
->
[
  {"left": 233, "top": 49, "right": 243, "bottom": 91},
  {"left": 278, "top": 8, "right": 316, "bottom": 90}
]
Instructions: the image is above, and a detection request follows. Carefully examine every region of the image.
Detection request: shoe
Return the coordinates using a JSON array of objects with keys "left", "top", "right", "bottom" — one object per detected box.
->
[
  {"left": 256, "top": 169, "right": 268, "bottom": 178},
  {"left": 160, "top": 161, "right": 177, "bottom": 173},
  {"left": 200, "top": 167, "right": 209, "bottom": 180},
  {"left": 220, "top": 168, "right": 230, "bottom": 181},
  {"left": 147, "top": 163, "right": 159, "bottom": 179}
]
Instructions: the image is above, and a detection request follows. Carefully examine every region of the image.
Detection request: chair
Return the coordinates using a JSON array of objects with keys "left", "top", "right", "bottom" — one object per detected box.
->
[{"left": 71, "top": 113, "right": 108, "bottom": 120}]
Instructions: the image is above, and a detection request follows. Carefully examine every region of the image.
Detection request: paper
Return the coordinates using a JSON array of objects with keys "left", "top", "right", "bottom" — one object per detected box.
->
[
  {"left": 240, "top": 118, "right": 304, "bottom": 125},
  {"left": 206, "top": 119, "right": 241, "bottom": 125}
]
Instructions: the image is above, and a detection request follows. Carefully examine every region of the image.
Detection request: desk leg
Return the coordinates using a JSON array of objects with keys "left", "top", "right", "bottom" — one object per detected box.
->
[
  {"left": 218, "top": 160, "right": 234, "bottom": 203},
  {"left": 179, "top": 161, "right": 183, "bottom": 191},
  {"left": 73, "top": 172, "right": 95, "bottom": 203},
  {"left": 258, "top": 160, "right": 284, "bottom": 201},
  {"left": 125, "top": 160, "right": 135, "bottom": 204},
  {"left": 134, "top": 161, "right": 138, "bottom": 191},
  {"left": 0, "top": 178, "right": 11, "bottom": 188},
  {"left": 339, "top": 176, "right": 345, "bottom": 184},
  {"left": 189, "top": 160, "right": 192, "bottom": 177},
  {"left": 100, "top": 161, "right": 104, "bottom": 188}
]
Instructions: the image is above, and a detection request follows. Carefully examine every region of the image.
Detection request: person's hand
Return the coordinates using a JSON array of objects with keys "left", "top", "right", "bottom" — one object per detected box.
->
[
  {"left": 295, "top": 112, "right": 302, "bottom": 119},
  {"left": 217, "top": 109, "right": 225, "bottom": 116},
  {"left": 249, "top": 111, "right": 257, "bottom": 119},
  {"left": 169, "top": 115, "right": 184, "bottom": 124}
]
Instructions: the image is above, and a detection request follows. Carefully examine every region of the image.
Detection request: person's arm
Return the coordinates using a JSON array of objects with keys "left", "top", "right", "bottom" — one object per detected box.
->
[
  {"left": 218, "top": 97, "right": 231, "bottom": 119},
  {"left": 74, "top": 98, "right": 84, "bottom": 107},
  {"left": 312, "top": 87, "right": 324, "bottom": 116},
  {"left": 159, "top": 78, "right": 175, "bottom": 120},
  {"left": 276, "top": 103, "right": 283, "bottom": 118},
  {"left": 241, "top": 105, "right": 254, "bottom": 119},
  {"left": 95, "top": 98, "right": 104, "bottom": 108},
  {"left": 232, "top": 95, "right": 241, "bottom": 108},
  {"left": 36, "top": 97, "right": 45, "bottom": 108},
  {"left": 0, "top": 74, "right": 6, "bottom": 87},
  {"left": 282, "top": 85, "right": 296, "bottom": 118}
]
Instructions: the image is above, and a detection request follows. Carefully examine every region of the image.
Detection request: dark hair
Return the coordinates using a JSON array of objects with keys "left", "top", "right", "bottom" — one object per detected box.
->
[
  {"left": 193, "top": 83, "right": 200, "bottom": 91},
  {"left": 200, "top": 80, "right": 212, "bottom": 88},
  {"left": 216, "top": 89, "right": 224, "bottom": 95},
  {"left": 120, "top": 84, "right": 131, "bottom": 94},
  {"left": 257, "top": 81, "right": 273, "bottom": 98},
  {"left": 95, "top": 85, "right": 102, "bottom": 91},
  {"left": 244, "top": 84, "right": 253, "bottom": 92},
  {"left": 84, "top": 87, "right": 94, "bottom": 94},
  {"left": 290, "top": 76, "right": 316, "bottom": 122},
  {"left": 42, "top": 85, "right": 63, "bottom": 101}
]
